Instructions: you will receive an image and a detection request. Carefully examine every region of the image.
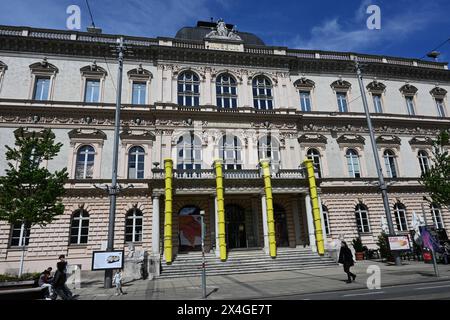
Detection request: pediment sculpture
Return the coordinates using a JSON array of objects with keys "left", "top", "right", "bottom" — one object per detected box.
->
[{"left": 205, "top": 19, "right": 242, "bottom": 41}]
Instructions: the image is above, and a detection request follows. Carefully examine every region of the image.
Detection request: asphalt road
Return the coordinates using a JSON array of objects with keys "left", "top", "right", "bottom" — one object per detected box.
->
[{"left": 257, "top": 279, "right": 450, "bottom": 300}]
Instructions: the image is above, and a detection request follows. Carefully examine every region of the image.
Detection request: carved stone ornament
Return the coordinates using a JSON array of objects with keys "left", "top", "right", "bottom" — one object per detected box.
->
[
  {"left": 366, "top": 80, "right": 386, "bottom": 94},
  {"left": 409, "top": 136, "right": 433, "bottom": 146},
  {"left": 330, "top": 79, "right": 351, "bottom": 91},
  {"left": 294, "top": 77, "right": 315, "bottom": 89},
  {"left": 29, "top": 57, "right": 58, "bottom": 74},
  {"left": 80, "top": 61, "right": 107, "bottom": 76},
  {"left": 336, "top": 134, "right": 365, "bottom": 145},
  {"left": 68, "top": 128, "right": 107, "bottom": 140},
  {"left": 375, "top": 135, "right": 401, "bottom": 146},
  {"left": 430, "top": 86, "right": 447, "bottom": 98},
  {"left": 205, "top": 19, "right": 242, "bottom": 41},
  {"left": 399, "top": 83, "right": 418, "bottom": 95},
  {"left": 298, "top": 134, "right": 327, "bottom": 145}
]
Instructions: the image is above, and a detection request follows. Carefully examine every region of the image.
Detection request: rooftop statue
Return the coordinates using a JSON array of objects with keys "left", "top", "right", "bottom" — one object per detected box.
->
[{"left": 205, "top": 19, "right": 242, "bottom": 41}]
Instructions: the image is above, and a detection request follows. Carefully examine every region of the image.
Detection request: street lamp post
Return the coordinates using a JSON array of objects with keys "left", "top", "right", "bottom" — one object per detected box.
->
[
  {"left": 200, "top": 210, "right": 207, "bottom": 299},
  {"left": 104, "top": 37, "right": 125, "bottom": 288},
  {"left": 355, "top": 60, "right": 401, "bottom": 266}
]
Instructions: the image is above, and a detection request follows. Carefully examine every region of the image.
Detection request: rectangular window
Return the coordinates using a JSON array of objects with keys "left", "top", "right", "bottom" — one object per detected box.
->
[
  {"left": 405, "top": 96, "right": 415, "bottom": 115},
  {"left": 33, "top": 77, "right": 51, "bottom": 101},
  {"left": 84, "top": 79, "right": 100, "bottom": 103},
  {"left": 336, "top": 92, "right": 348, "bottom": 112},
  {"left": 10, "top": 223, "right": 31, "bottom": 247},
  {"left": 300, "top": 91, "right": 311, "bottom": 112},
  {"left": 373, "top": 94, "right": 383, "bottom": 113},
  {"left": 132, "top": 82, "right": 146, "bottom": 105},
  {"left": 436, "top": 99, "right": 446, "bottom": 118}
]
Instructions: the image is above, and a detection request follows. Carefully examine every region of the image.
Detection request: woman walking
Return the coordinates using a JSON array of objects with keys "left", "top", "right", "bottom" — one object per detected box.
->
[{"left": 338, "top": 241, "right": 356, "bottom": 283}]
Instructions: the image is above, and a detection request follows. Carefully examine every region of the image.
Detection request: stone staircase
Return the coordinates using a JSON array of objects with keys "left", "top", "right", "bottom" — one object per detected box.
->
[{"left": 158, "top": 247, "right": 337, "bottom": 278}]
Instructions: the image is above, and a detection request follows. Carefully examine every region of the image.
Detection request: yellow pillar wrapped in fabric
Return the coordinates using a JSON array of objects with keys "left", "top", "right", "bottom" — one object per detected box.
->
[
  {"left": 303, "top": 158, "right": 325, "bottom": 255},
  {"left": 163, "top": 159, "right": 173, "bottom": 264},
  {"left": 214, "top": 159, "right": 227, "bottom": 261},
  {"left": 260, "top": 160, "right": 277, "bottom": 258}
]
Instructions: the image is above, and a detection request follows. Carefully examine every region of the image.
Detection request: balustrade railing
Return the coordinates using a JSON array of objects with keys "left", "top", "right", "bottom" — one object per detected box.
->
[{"left": 151, "top": 168, "right": 305, "bottom": 179}]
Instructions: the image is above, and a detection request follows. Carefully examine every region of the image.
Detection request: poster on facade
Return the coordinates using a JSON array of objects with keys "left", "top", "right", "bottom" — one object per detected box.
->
[
  {"left": 388, "top": 236, "right": 411, "bottom": 251},
  {"left": 91, "top": 250, "right": 124, "bottom": 270},
  {"left": 179, "top": 214, "right": 202, "bottom": 251}
]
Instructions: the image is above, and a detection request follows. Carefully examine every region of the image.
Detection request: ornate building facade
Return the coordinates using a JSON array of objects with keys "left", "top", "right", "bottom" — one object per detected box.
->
[{"left": 0, "top": 20, "right": 449, "bottom": 275}]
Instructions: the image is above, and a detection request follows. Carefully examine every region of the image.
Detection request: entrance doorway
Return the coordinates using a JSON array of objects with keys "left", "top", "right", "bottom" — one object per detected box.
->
[
  {"left": 225, "top": 204, "right": 247, "bottom": 249},
  {"left": 274, "top": 204, "right": 289, "bottom": 247},
  {"left": 178, "top": 205, "right": 202, "bottom": 252}
]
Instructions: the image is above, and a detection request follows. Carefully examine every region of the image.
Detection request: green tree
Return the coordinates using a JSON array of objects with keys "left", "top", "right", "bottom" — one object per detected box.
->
[
  {"left": 0, "top": 128, "right": 68, "bottom": 275},
  {"left": 420, "top": 130, "right": 450, "bottom": 210}
]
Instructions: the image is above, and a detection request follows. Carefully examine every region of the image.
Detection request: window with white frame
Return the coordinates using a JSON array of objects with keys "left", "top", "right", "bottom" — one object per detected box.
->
[
  {"left": 299, "top": 91, "right": 312, "bottom": 112},
  {"left": 346, "top": 149, "right": 361, "bottom": 178},
  {"left": 125, "top": 208, "right": 143, "bottom": 242},
  {"left": 216, "top": 73, "right": 237, "bottom": 108},
  {"left": 435, "top": 98, "right": 446, "bottom": 118},
  {"left": 177, "top": 133, "right": 202, "bottom": 170},
  {"left": 307, "top": 148, "right": 322, "bottom": 178},
  {"left": 405, "top": 96, "right": 416, "bottom": 116},
  {"left": 75, "top": 145, "right": 95, "bottom": 179},
  {"left": 128, "top": 146, "right": 145, "bottom": 179},
  {"left": 219, "top": 135, "right": 242, "bottom": 170},
  {"left": 252, "top": 76, "right": 274, "bottom": 110},
  {"left": 70, "top": 209, "right": 89, "bottom": 245},
  {"left": 10, "top": 222, "right": 31, "bottom": 247},
  {"left": 33, "top": 76, "right": 51, "bottom": 101},
  {"left": 178, "top": 71, "right": 200, "bottom": 107},
  {"left": 418, "top": 150, "right": 430, "bottom": 175},
  {"left": 336, "top": 92, "right": 348, "bottom": 112},
  {"left": 431, "top": 204, "right": 445, "bottom": 229},
  {"left": 383, "top": 149, "right": 398, "bottom": 178},
  {"left": 258, "top": 135, "right": 280, "bottom": 171},
  {"left": 355, "top": 203, "right": 370, "bottom": 233},
  {"left": 372, "top": 94, "right": 383, "bottom": 113},
  {"left": 84, "top": 79, "right": 100, "bottom": 103},
  {"left": 322, "top": 204, "right": 331, "bottom": 235},
  {"left": 132, "top": 81, "right": 147, "bottom": 105},
  {"left": 393, "top": 203, "right": 408, "bottom": 232}
]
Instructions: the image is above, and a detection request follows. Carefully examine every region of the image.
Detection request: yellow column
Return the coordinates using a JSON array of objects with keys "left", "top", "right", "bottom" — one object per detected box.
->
[
  {"left": 303, "top": 158, "right": 325, "bottom": 255},
  {"left": 164, "top": 159, "right": 173, "bottom": 264},
  {"left": 260, "top": 160, "right": 277, "bottom": 258},
  {"left": 214, "top": 159, "right": 227, "bottom": 261}
]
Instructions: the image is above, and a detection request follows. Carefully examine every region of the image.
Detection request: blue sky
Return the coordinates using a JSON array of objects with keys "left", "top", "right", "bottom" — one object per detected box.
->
[{"left": 0, "top": 0, "right": 449, "bottom": 61}]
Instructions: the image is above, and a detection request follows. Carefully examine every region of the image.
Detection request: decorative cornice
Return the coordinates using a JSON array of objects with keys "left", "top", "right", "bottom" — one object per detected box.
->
[
  {"left": 68, "top": 128, "right": 107, "bottom": 140},
  {"left": 298, "top": 133, "right": 327, "bottom": 144},
  {"left": 366, "top": 80, "right": 386, "bottom": 93},
  {"left": 375, "top": 135, "right": 401, "bottom": 145},
  {"left": 29, "top": 57, "right": 58, "bottom": 74},
  {"left": 399, "top": 83, "right": 418, "bottom": 95},
  {"left": 127, "top": 64, "right": 152, "bottom": 79},
  {"left": 80, "top": 61, "right": 107, "bottom": 77},
  {"left": 336, "top": 134, "right": 365, "bottom": 145},
  {"left": 330, "top": 79, "right": 352, "bottom": 91},
  {"left": 430, "top": 86, "right": 447, "bottom": 98},
  {"left": 294, "top": 77, "right": 315, "bottom": 89},
  {"left": 119, "top": 129, "right": 156, "bottom": 141},
  {"left": 409, "top": 136, "right": 434, "bottom": 146}
]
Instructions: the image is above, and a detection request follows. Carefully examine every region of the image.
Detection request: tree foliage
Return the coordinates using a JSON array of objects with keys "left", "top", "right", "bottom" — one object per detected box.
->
[
  {"left": 420, "top": 130, "right": 450, "bottom": 210},
  {"left": 0, "top": 128, "right": 68, "bottom": 226}
]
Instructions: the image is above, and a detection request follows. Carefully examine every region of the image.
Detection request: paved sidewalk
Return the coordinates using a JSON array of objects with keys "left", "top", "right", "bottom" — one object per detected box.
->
[{"left": 73, "top": 260, "right": 450, "bottom": 300}]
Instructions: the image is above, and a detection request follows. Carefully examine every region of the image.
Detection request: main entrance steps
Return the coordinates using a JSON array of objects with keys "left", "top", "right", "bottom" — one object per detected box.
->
[{"left": 158, "top": 247, "right": 337, "bottom": 278}]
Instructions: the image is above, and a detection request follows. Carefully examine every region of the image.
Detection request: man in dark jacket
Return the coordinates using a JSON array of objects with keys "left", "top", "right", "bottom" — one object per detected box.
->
[
  {"left": 338, "top": 241, "right": 356, "bottom": 283},
  {"left": 52, "top": 256, "right": 73, "bottom": 300}
]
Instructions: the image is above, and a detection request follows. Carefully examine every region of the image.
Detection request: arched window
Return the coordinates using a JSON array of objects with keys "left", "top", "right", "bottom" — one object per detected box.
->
[
  {"left": 322, "top": 204, "right": 331, "bottom": 235},
  {"left": 307, "top": 148, "right": 322, "bottom": 178},
  {"left": 10, "top": 222, "right": 31, "bottom": 247},
  {"left": 258, "top": 135, "right": 280, "bottom": 170},
  {"left": 252, "top": 76, "right": 273, "bottom": 110},
  {"left": 70, "top": 209, "right": 89, "bottom": 245},
  {"left": 219, "top": 135, "right": 242, "bottom": 170},
  {"left": 216, "top": 73, "right": 237, "bottom": 108},
  {"left": 355, "top": 203, "right": 370, "bottom": 233},
  {"left": 431, "top": 204, "right": 445, "bottom": 229},
  {"left": 128, "top": 146, "right": 145, "bottom": 179},
  {"left": 383, "top": 149, "right": 398, "bottom": 178},
  {"left": 346, "top": 149, "right": 361, "bottom": 178},
  {"left": 125, "top": 208, "right": 143, "bottom": 242},
  {"left": 75, "top": 145, "right": 95, "bottom": 179},
  {"left": 418, "top": 150, "right": 430, "bottom": 175},
  {"left": 177, "top": 133, "right": 202, "bottom": 170},
  {"left": 177, "top": 71, "right": 200, "bottom": 107},
  {"left": 393, "top": 203, "right": 408, "bottom": 232}
]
